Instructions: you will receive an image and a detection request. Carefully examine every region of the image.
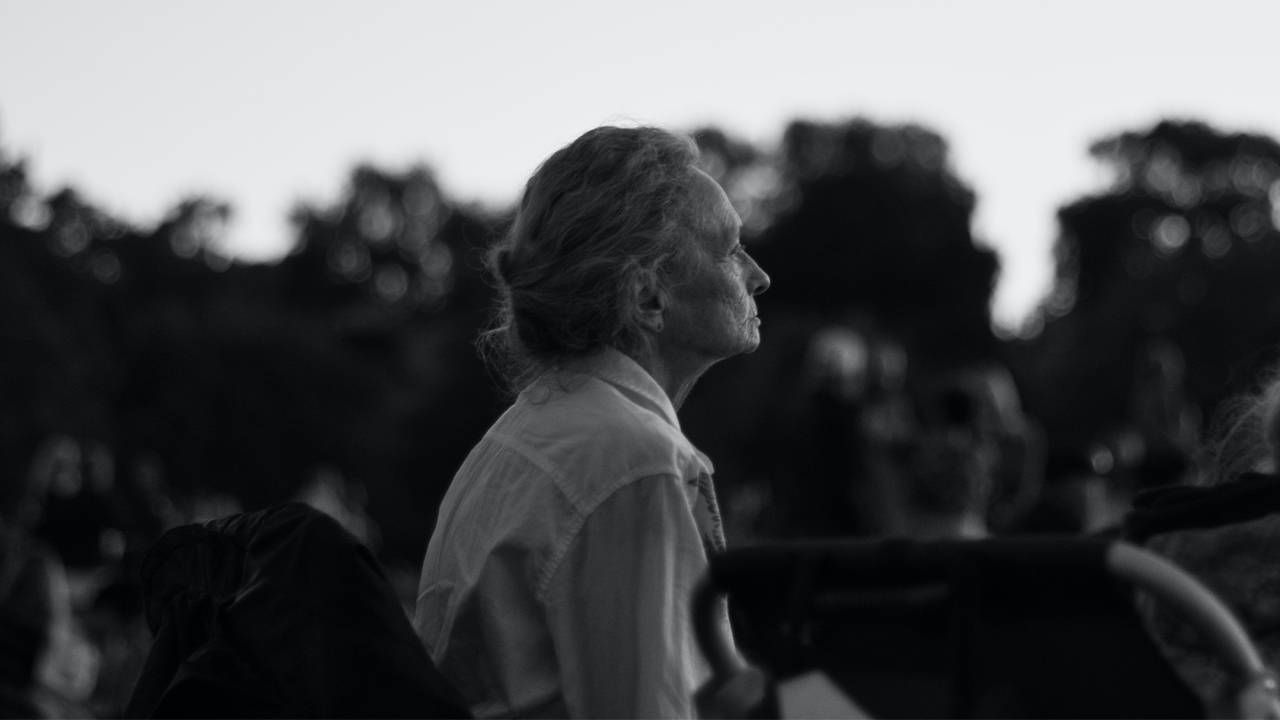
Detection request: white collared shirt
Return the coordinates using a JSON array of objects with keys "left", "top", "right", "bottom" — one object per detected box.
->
[{"left": 415, "top": 349, "right": 730, "bottom": 718}]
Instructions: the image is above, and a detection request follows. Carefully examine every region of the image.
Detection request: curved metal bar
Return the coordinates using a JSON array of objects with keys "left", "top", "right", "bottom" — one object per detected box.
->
[
  {"left": 692, "top": 572, "right": 739, "bottom": 679},
  {"left": 1107, "top": 542, "right": 1266, "bottom": 676},
  {"left": 1108, "top": 541, "right": 1280, "bottom": 719}
]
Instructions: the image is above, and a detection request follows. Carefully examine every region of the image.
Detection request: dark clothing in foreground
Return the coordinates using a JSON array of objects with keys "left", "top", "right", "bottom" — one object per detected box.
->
[
  {"left": 1124, "top": 472, "right": 1280, "bottom": 709},
  {"left": 1125, "top": 471, "right": 1280, "bottom": 542},
  {"left": 126, "top": 502, "right": 467, "bottom": 718},
  {"left": 709, "top": 537, "right": 1202, "bottom": 718}
]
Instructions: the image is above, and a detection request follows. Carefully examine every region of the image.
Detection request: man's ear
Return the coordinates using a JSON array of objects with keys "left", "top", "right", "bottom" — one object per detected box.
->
[{"left": 635, "top": 272, "right": 667, "bottom": 333}]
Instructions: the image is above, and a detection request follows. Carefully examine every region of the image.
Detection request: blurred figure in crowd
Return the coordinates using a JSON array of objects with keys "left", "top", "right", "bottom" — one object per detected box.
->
[
  {"left": 898, "top": 366, "right": 1040, "bottom": 540},
  {"left": 1017, "top": 446, "right": 1120, "bottom": 535},
  {"left": 0, "top": 522, "right": 99, "bottom": 718},
  {"left": 899, "top": 382, "right": 997, "bottom": 540},
  {"left": 415, "top": 126, "right": 769, "bottom": 717},
  {"left": 20, "top": 436, "right": 129, "bottom": 582},
  {"left": 769, "top": 324, "right": 912, "bottom": 539},
  {"left": 1113, "top": 338, "right": 1201, "bottom": 502},
  {"left": 942, "top": 365, "right": 1045, "bottom": 533},
  {"left": 862, "top": 337, "right": 914, "bottom": 445},
  {"left": 898, "top": 427, "right": 993, "bottom": 539},
  {"left": 1016, "top": 425, "right": 1156, "bottom": 537},
  {"left": 8, "top": 439, "right": 196, "bottom": 718},
  {"left": 805, "top": 326, "right": 871, "bottom": 403},
  {"left": 789, "top": 325, "right": 884, "bottom": 536},
  {"left": 295, "top": 464, "right": 381, "bottom": 551},
  {"left": 7, "top": 435, "right": 80, "bottom": 535},
  {"left": 1130, "top": 338, "right": 1201, "bottom": 480},
  {"left": 1123, "top": 362, "right": 1280, "bottom": 711}
]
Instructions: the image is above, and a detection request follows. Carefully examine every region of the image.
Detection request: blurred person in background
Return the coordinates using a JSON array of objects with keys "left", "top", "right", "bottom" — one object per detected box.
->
[
  {"left": 897, "top": 367, "right": 1041, "bottom": 540},
  {"left": 1122, "top": 361, "right": 1280, "bottom": 710},
  {"left": 925, "top": 366, "right": 1047, "bottom": 535},
  {"left": 899, "top": 382, "right": 998, "bottom": 540},
  {"left": 861, "top": 337, "right": 914, "bottom": 446},
  {"left": 786, "top": 325, "right": 882, "bottom": 536},
  {"left": 8, "top": 437, "right": 144, "bottom": 718},
  {"left": 1130, "top": 339, "right": 1202, "bottom": 474},
  {"left": 1124, "top": 339, "right": 1201, "bottom": 496},
  {"left": 415, "top": 125, "right": 769, "bottom": 718},
  {"left": 769, "top": 324, "right": 911, "bottom": 539},
  {"left": 0, "top": 522, "right": 99, "bottom": 718},
  {"left": 20, "top": 436, "right": 130, "bottom": 591},
  {"left": 294, "top": 464, "right": 381, "bottom": 551},
  {"left": 8, "top": 438, "right": 188, "bottom": 718},
  {"left": 1015, "top": 441, "right": 1133, "bottom": 536},
  {"left": 898, "top": 428, "right": 994, "bottom": 539},
  {"left": 6, "top": 435, "right": 81, "bottom": 537}
]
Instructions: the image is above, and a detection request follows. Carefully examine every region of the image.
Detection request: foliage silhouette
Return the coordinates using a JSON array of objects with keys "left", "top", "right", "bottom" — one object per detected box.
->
[
  {"left": 681, "top": 118, "right": 1003, "bottom": 539},
  {"left": 1015, "top": 119, "right": 1280, "bottom": 456},
  {"left": 0, "top": 142, "right": 504, "bottom": 563}
]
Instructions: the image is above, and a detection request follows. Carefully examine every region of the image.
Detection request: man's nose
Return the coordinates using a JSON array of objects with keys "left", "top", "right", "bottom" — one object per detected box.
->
[{"left": 749, "top": 257, "right": 771, "bottom": 296}]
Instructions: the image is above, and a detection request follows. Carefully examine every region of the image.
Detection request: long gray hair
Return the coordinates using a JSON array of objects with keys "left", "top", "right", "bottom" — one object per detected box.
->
[
  {"left": 478, "top": 126, "right": 701, "bottom": 392},
  {"left": 1202, "top": 365, "right": 1280, "bottom": 484}
]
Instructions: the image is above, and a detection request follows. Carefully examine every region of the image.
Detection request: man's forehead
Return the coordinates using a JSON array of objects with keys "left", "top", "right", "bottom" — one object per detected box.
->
[{"left": 688, "top": 169, "right": 741, "bottom": 237}]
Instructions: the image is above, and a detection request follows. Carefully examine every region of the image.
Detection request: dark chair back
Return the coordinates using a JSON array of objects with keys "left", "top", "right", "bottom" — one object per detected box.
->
[
  {"left": 126, "top": 503, "right": 469, "bottom": 718},
  {"left": 699, "top": 537, "right": 1205, "bottom": 718}
]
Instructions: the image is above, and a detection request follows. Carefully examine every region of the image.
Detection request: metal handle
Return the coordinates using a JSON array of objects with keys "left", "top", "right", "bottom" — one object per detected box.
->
[
  {"left": 1107, "top": 543, "right": 1265, "bottom": 677},
  {"left": 692, "top": 573, "right": 740, "bottom": 678},
  {"left": 1107, "top": 542, "right": 1280, "bottom": 719}
]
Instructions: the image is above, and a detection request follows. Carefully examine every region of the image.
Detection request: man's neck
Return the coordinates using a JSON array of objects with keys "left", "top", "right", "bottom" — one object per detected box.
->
[{"left": 628, "top": 346, "right": 712, "bottom": 412}]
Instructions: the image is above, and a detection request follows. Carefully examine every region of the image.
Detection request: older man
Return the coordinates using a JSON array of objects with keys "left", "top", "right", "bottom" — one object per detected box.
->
[{"left": 415, "top": 126, "right": 770, "bottom": 718}]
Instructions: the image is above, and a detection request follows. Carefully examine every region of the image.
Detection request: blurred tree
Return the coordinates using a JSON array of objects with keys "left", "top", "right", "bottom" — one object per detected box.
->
[
  {"left": 0, "top": 133, "right": 509, "bottom": 564},
  {"left": 0, "top": 178, "right": 119, "bottom": 499},
  {"left": 283, "top": 164, "right": 477, "bottom": 311},
  {"left": 752, "top": 118, "right": 1001, "bottom": 371},
  {"left": 0, "top": 116, "right": 1011, "bottom": 553},
  {"left": 682, "top": 119, "right": 1002, "bottom": 539},
  {"left": 159, "top": 196, "right": 233, "bottom": 268},
  {"left": 0, "top": 144, "right": 32, "bottom": 219},
  {"left": 1013, "top": 119, "right": 1280, "bottom": 454},
  {"left": 279, "top": 163, "right": 504, "bottom": 561}
]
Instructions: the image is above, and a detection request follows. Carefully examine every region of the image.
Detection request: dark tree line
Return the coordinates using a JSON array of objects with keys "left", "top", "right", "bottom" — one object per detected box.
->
[
  {"left": 0, "top": 147, "right": 505, "bottom": 563},
  {"left": 6, "top": 116, "right": 1280, "bottom": 559},
  {"left": 680, "top": 119, "right": 1003, "bottom": 532},
  {"left": 1014, "top": 120, "right": 1280, "bottom": 461}
]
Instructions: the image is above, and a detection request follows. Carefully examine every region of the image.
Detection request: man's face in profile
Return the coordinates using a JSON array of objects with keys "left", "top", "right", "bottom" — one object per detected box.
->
[{"left": 660, "top": 169, "right": 771, "bottom": 364}]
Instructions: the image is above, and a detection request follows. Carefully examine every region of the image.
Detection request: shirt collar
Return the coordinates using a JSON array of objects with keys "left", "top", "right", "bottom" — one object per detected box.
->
[
  {"left": 551, "top": 348, "right": 717, "bottom": 477},
  {"left": 566, "top": 347, "right": 681, "bottom": 431}
]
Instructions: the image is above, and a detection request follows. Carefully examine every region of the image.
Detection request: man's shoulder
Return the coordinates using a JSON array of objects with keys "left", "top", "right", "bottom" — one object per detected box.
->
[{"left": 504, "top": 375, "right": 707, "bottom": 508}]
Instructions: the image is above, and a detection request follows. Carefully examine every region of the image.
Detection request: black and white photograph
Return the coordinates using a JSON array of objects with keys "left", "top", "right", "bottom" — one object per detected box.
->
[{"left": 4, "top": 1, "right": 1280, "bottom": 717}]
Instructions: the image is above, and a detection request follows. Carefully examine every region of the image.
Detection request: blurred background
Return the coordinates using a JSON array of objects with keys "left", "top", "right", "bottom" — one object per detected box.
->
[{"left": 4, "top": 0, "right": 1280, "bottom": 715}]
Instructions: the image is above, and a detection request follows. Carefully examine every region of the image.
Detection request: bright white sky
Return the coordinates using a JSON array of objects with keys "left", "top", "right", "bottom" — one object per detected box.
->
[{"left": 2, "top": 0, "right": 1279, "bottom": 329}]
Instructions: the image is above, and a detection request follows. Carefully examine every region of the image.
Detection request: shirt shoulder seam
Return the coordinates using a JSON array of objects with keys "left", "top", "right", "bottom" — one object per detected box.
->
[
  {"left": 533, "top": 469, "right": 689, "bottom": 603},
  {"left": 486, "top": 429, "right": 571, "bottom": 486}
]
